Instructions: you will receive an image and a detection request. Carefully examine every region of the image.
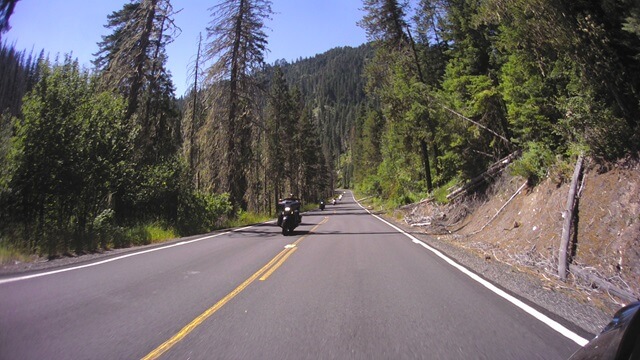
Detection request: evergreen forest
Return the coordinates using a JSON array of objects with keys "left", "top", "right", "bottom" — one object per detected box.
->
[{"left": 1, "top": 0, "right": 640, "bottom": 258}]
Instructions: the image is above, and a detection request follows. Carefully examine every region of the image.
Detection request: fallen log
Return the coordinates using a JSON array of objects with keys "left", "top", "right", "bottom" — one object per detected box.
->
[
  {"left": 399, "top": 197, "right": 433, "bottom": 210},
  {"left": 569, "top": 265, "right": 638, "bottom": 303},
  {"left": 447, "top": 151, "right": 520, "bottom": 201}
]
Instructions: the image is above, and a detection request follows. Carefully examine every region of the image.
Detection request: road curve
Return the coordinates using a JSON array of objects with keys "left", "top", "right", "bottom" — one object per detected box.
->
[{"left": 0, "top": 191, "right": 588, "bottom": 359}]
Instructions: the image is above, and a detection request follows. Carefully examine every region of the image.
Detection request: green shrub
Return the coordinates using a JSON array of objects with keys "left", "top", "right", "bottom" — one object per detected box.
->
[
  {"left": 177, "top": 191, "right": 233, "bottom": 235},
  {"left": 557, "top": 91, "right": 635, "bottom": 161},
  {"left": 509, "top": 142, "right": 554, "bottom": 185},
  {"left": 92, "top": 209, "right": 119, "bottom": 250},
  {"left": 433, "top": 178, "right": 460, "bottom": 204},
  {"left": 124, "top": 225, "right": 151, "bottom": 246},
  {"left": 386, "top": 191, "right": 419, "bottom": 209},
  {"left": 356, "top": 174, "right": 382, "bottom": 197}
]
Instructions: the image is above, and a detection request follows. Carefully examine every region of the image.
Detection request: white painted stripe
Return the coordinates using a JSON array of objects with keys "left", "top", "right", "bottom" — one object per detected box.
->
[
  {"left": 0, "top": 222, "right": 267, "bottom": 285},
  {"left": 354, "top": 194, "right": 589, "bottom": 347}
]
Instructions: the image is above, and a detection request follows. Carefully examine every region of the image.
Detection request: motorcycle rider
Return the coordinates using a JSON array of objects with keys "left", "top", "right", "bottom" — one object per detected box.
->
[{"left": 277, "top": 194, "right": 302, "bottom": 225}]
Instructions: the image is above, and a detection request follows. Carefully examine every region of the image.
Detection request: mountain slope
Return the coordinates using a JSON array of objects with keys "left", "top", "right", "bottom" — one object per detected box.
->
[{"left": 274, "top": 44, "right": 372, "bottom": 171}]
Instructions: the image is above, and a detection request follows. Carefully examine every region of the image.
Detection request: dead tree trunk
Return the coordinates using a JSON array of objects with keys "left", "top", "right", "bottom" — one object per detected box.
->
[
  {"left": 446, "top": 151, "right": 520, "bottom": 201},
  {"left": 558, "top": 154, "right": 584, "bottom": 280}
]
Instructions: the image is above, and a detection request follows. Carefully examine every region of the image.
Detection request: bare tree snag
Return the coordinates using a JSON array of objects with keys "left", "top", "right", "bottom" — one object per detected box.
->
[{"left": 558, "top": 154, "right": 584, "bottom": 280}]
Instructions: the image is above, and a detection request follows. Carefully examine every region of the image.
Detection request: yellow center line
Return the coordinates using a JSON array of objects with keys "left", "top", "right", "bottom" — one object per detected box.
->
[
  {"left": 259, "top": 216, "right": 328, "bottom": 281},
  {"left": 141, "top": 216, "right": 328, "bottom": 360},
  {"left": 142, "top": 248, "right": 287, "bottom": 360},
  {"left": 259, "top": 247, "right": 297, "bottom": 281}
]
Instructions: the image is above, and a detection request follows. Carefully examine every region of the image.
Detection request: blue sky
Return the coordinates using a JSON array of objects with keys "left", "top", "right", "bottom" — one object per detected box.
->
[{"left": 4, "top": 0, "right": 368, "bottom": 96}]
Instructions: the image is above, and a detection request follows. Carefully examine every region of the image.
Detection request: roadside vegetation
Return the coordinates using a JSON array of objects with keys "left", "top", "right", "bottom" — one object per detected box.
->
[
  {"left": 350, "top": 0, "right": 640, "bottom": 208},
  {"left": 0, "top": 212, "right": 274, "bottom": 265},
  {"left": 0, "top": 0, "right": 331, "bottom": 261}
]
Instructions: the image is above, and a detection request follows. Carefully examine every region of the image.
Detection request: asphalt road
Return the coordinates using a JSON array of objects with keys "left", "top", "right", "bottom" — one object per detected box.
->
[{"left": 0, "top": 191, "right": 589, "bottom": 359}]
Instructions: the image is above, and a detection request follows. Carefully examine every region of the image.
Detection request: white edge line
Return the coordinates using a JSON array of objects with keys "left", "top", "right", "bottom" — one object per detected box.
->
[
  {"left": 0, "top": 222, "right": 269, "bottom": 286},
  {"left": 354, "top": 195, "right": 589, "bottom": 347}
]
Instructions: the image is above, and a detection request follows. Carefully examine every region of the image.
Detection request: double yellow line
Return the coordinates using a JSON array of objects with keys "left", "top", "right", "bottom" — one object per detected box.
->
[
  {"left": 259, "top": 245, "right": 297, "bottom": 281},
  {"left": 142, "top": 217, "right": 328, "bottom": 360}
]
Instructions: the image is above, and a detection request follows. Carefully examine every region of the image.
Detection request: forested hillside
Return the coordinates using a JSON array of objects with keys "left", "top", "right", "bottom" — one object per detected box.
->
[
  {"left": 0, "top": 0, "right": 361, "bottom": 258},
  {"left": 353, "top": 0, "right": 640, "bottom": 209},
  {"left": 277, "top": 44, "right": 372, "bottom": 187}
]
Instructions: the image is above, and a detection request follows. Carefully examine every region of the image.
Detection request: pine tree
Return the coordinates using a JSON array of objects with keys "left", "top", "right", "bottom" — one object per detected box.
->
[
  {"left": 359, "top": 0, "right": 410, "bottom": 46},
  {"left": 204, "top": 0, "right": 272, "bottom": 210},
  {"left": 0, "top": 0, "right": 18, "bottom": 36},
  {"left": 182, "top": 33, "right": 207, "bottom": 190},
  {"left": 94, "top": 0, "right": 179, "bottom": 163},
  {"left": 434, "top": 0, "right": 512, "bottom": 179},
  {"left": 479, "top": 0, "right": 640, "bottom": 159},
  {"left": 359, "top": 0, "right": 436, "bottom": 192},
  {"left": 297, "top": 106, "right": 327, "bottom": 203},
  {"left": 264, "top": 66, "right": 290, "bottom": 209}
]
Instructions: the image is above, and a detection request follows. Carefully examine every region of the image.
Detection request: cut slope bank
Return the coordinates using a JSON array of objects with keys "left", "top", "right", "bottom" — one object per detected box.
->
[{"left": 402, "top": 158, "right": 640, "bottom": 317}]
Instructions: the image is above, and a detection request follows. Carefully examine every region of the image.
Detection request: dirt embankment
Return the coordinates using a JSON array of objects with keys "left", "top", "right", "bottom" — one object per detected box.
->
[{"left": 402, "top": 158, "right": 640, "bottom": 314}]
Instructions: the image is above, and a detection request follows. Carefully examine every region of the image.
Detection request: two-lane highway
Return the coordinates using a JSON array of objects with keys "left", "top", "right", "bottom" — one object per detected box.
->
[{"left": 1, "top": 191, "right": 588, "bottom": 359}]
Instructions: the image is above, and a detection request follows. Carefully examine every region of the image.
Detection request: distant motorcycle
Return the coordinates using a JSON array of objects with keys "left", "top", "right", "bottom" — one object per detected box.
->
[
  {"left": 332, "top": 199, "right": 336, "bottom": 205},
  {"left": 277, "top": 197, "right": 302, "bottom": 236},
  {"left": 319, "top": 200, "right": 325, "bottom": 210}
]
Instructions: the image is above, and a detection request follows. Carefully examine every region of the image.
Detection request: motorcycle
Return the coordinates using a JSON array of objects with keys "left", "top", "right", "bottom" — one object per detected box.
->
[
  {"left": 277, "top": 198, "right": 302, "bottom": 236},
  {"left": 319, "top": 200, "right": 325, "bottom": 210}
]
